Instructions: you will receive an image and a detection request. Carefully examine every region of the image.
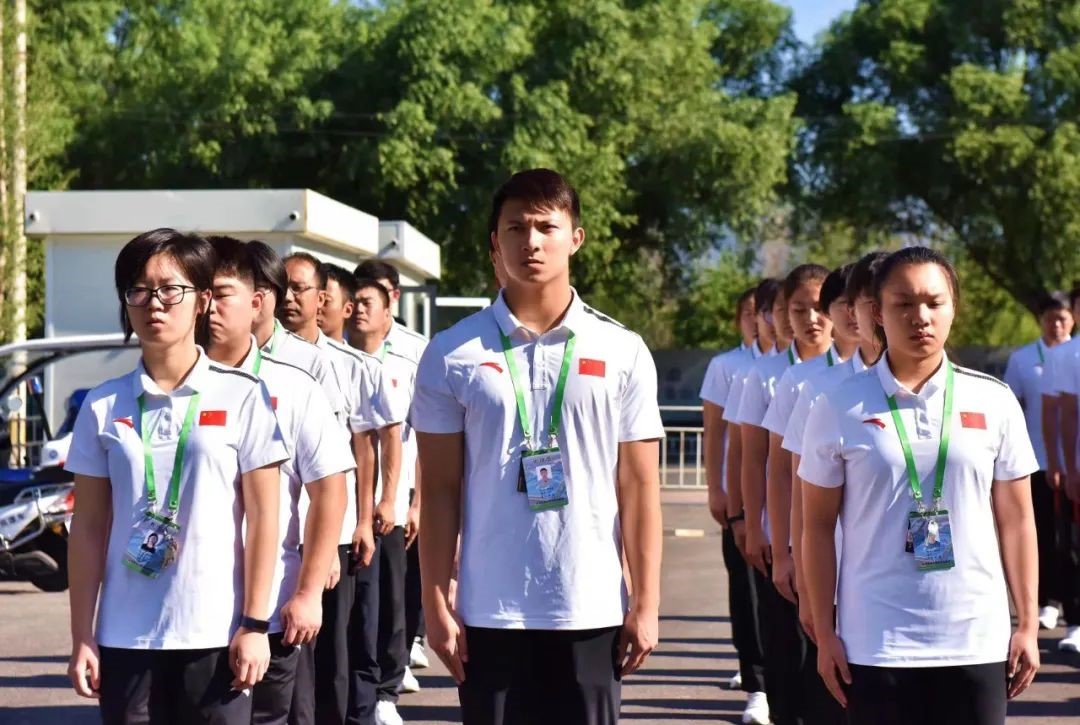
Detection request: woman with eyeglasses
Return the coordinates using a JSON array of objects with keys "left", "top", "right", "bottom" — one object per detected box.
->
[{"left": 65, "top": 228, "right": 288, "bottom": 724}]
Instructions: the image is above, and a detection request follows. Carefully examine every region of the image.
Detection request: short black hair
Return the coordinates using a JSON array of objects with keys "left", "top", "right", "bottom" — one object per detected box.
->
[
  {"left": 820, "top": 264, "right": 854, "bottom": 313},
  {"left": 246, "top": 240, "right": 287, "bottom": 314},
  {"left": 489, "top": 168, "right": 581, "bottom": 235},
  {"left": 322, "top": 263, "right": 357, "bottom": 299},
  {"left": 753, "top": 278, "right": 780, "bottom": 317},
  {"left": 872, "top": 246, "right": 961, "bottom": 307},
  {"left": 354, "top": 276, "right": 391, "bottom": 309},
  {"left": 782, "top": 264, "right": 830, "bottom": 302},
  {"left": 354, "top": 259, "right": 400, "bottom": 290},
  {"left": 206, "top": 235, "right": 254, "bottom": 287},
  {"left": 845, "top": 251, "right": 889, "bottom": 302},
  {"left": 284, "top": 251, "right": 327, "bottom": 288},
  {"left": 1037, "top": 291, "right": 1071, "bottom": 316},
  {"left": 114, "top": 228, "right": 216, "bottom": 341}
]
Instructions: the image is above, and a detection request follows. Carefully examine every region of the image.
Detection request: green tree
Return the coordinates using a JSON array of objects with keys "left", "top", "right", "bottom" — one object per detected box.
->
[{"left": 793, "top": 0, "right": 1080, "bottom": 317}]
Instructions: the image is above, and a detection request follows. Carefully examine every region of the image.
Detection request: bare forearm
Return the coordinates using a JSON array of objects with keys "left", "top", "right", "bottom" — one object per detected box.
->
[
  {"left": 767, "top": 438, "right": 792, "bottom": 553},
  {"left": 68, "top": 517, "right": 108, "bottom": 641},
  {"left": 703, "top": 404, "right": 727, "bottom": 495},
  {"left": 791, "top": 469, "right": 806, "bottom": 583},
  {"left": 419, "top": 475, "right": 461, "bottom": 611},
  {"left": 354, "top": 431, "right": 377, "bottom": 524},
  {"left": 726, "top": 424, "right": 744, "bottom": 513},
  {"left": 619, "top": 477, "right": 663, "bottom": 612},
  {"left": 378, "top": 425, "right": 403, "bottom": 504},
  {"left": 411, "top": 460, "right": 422, "bottom": 510},
  {"left": 995, "top": 483, "right": 1040, "bottom": 631},
  {"left": 243, "top": 479, "right": 279, "bottom": 620},
  {"left": 298, "top": 477, "right": 347, "bottom": 597},
  {"left": 1042, "top": 395, "right": 1061, "bottom": 470},
  {"left": 803, "top": 519, "right": 838, "bottom": 635},
  {"left": 741, "top": 428, "right": 767, "bottom": 527}
]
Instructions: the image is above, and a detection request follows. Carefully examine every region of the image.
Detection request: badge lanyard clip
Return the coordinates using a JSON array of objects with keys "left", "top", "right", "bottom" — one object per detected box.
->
[
  {"left": 137, "top": 391, "right": 201, "bottom": 519},
  {"left": 500, "top": 329, "right": 576, "bottom": 452},
  {"left": 885, "top": 363, "right": 954, "bottom": 514}
]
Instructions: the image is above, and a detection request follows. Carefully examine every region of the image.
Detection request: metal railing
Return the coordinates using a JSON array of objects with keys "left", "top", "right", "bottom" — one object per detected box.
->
[{"left": 659, "top": 405, "right": 705, "bottom": 490}]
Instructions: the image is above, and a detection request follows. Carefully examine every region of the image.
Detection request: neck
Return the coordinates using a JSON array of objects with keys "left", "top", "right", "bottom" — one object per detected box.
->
[
  {"left": 858, "top": 340, "right": 883, "bottom": 366},
  {"left": 888, "top": 349, "right": 945, "bottom": 393},
  {"left": 207, "top": 336, "right": 252, "bottom": 369},
  {"left": 328, "top": 326, "right": 345, "bottom": 343},
  {"left": 777, "top": 335, "right": 793, "bottom": 351},
  {"left": 382, "top": 318, "right": 393, "bottom": 340},
  {"left": 254, "top": 318, "right": 276, "bottom": 349},
  {"left": 141, "top": 340, "right": 200, "bottom": 394},
  {"left": 358, "top": 332, "right": 383, "bottom": 356},
  {"left": 741, "top": 333, "right": 755, "bottom": 348},
  {"left": 503, "top": 282, "right": 573, "bottom": 334},
  {"left": 795, "top": 338, "right": 832, "bottom": 361},
  {"left": 834, "top": 337, "right": 858, "bottom": 361},
  {"left": 286, "top": 319, "right": 319, "bottom": 344},
  {"left": 1042, "top": 334, "right": 1065, "bottom": 348}
]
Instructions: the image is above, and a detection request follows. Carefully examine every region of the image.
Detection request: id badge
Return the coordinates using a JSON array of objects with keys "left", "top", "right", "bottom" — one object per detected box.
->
[
  {"left": 521, "top": 448, "right": 569, "bottom": 512},
  {"left": 122, "top": 511, "right": 181, "bottom": 578},
  {"left": 907, "top": 510, "right": 954, "bottom": 571}
]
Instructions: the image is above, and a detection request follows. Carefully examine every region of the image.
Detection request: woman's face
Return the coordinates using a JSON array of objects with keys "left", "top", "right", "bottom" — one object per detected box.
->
[
  {"left": 853, "top": 293, "right": 878, "bottom": 348},
  {"left": 874, "top": 262, "right": 956, "bottom": 360},
  {"left": 828, "top": 295, "right": 860, "bottom": 347},
  {"left": 787, "top": 282, "right": 832, "bottom": 347},
  {"left": 125, "top": 253, "right": 209, "bottom": 347},
  {"left": 772, "top": 291, "right": 793, "bottom": 343}
]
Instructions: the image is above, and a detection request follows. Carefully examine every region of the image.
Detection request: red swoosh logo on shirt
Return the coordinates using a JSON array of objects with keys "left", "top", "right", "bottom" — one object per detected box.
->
[
  {"left": 479, "top": 362, "right": 503, "bottom": 374},
  {"left": 863, "top": 418, "right": 886, "bottom": 429},
  {"left": 114, "top": 417, "right": 134, "bottom": 429}
]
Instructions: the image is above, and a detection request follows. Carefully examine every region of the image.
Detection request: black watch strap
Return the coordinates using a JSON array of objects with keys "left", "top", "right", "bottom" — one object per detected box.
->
[
  {"left": 726, "top": 511, "right": 746, "bottom": 525},
  {"left": 239, "top": 615, "right": 270, "bottom": 633}
]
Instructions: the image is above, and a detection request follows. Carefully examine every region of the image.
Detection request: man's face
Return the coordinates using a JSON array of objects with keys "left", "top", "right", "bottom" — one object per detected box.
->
[
  {"left": 319, "top": 278, "right": 353, "bottom": 337},
  {"left": 1041, "top": 307, "right": 1074, "bottom": 345},
  {"left": 282, "top": 259, "right": 323, "bottom": 329},
  {"left": 353, "top": 285, "right": 391, "bottom": 336},
  {"left": 209, "top": 273, "right": 260, "bottom": 346},
  {"left": 539, "top": 468, "right": 550, "bottom": 483},
  {"left": 490, "top": 200, "right": 584, "bottom": 287}
]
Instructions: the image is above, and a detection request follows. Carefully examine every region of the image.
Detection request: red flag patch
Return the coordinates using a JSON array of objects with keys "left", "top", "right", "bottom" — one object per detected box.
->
[
  {"left": 579, "top": 359, "right": 606, "bottom": 377},
  {"left": 479, "top": 361, "right": 503, "bottom": 374},
  {"left": 114, "top": 417, "right": 134, "bottom": 429},
  {"left": 863, "top": 418, "right": 886, "bottom": 430},
  {"left": 199, "top": 410, "right": 227, "bottom": 426},
  {"left": 270, "top": 397, "right": 278, "bottom": 410},
  {"left": 960, "top": 412, "right": 986, "bottom": 430}
]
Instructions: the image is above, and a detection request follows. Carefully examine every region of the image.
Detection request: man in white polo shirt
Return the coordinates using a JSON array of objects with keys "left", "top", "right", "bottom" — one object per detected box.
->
[
  {"left": 412, "top": 169, "right": 664, "bottom": 724},
  {"left": 204, "top": 236, "right": 354, "bottom": 723},
  {"left": 280, "top": 250, "right": 404, "bottom": 725}
]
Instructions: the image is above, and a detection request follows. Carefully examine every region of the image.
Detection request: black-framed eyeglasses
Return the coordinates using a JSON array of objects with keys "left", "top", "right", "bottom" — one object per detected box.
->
[
  {"left": 124, "top": 285, "right": 198, "bottom": 307},
  {"left": 288, "top": 284, "right": 318, "bottom": 296}
]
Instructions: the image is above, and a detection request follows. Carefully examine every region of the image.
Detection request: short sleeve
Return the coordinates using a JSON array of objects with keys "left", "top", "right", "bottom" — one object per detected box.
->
[
  {"left": 1062, "top": 351, "right": 1080, "bottom": 396},
  {"left": 782, "top": 385, "right": 816, "bottom": 455},
  {"left": 761, "top": 369, "right": 797, "bottom": 436},
  {"left": 1040, "top": 349, "right": 1060, "bottom": 396},
  {"left": 1003, "top": 352, "right": 1023, "bottom": 402},
  {"left": 796, "top": 396, "right": 846, "bottom": 488},
  {"left": 313, "top": 354, "right": 349, "bottom": 422},
  {"left": 722, "top": 375, "right": 747, "bottom": 424},
  {"left": 699, "top": 354, "right": 730, "bottom": 407},
  {"left": 64, "top": 395, "right": 109, "bottom": 478},
  {"left": 410, "top": 337, "right": 466, "bottom": 434},
  {"left": 735, "top": 367, "right": 768, "bottom": 426},
  {"left": 294, "top": 381, "right": 355, "bottom": 484},
  {"left": 619, "top": 337, "right": 665, "bottom": 442},
  {"left": 237, "top": 381, "right": 288, "bottom": 474},
  {"left": 993, "top": 389, "right": 1040, "bottom": 482}
]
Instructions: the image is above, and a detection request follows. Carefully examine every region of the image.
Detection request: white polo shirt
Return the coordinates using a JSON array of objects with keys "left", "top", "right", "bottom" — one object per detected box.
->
[
  {"left": 374, "top": 348, "right": 419, "bottom": 524},
  {"left": 720, "top": 344, "right": 772, "bottom": 425},
  {"left": 239, "top": 341, "right": 355, "bottom": 632},
  {"left": 263, "top": 320, "right": 347, "bottom": 422},
  {"left": 782, "top": 349, "right": 872, "bottom": 456},
  {"left": 411, "top": 290, "right": 664, "bottom": 630},
  {"left": 798, "top": 354, "right": 1038, "bottom": 667},
  {"left": 761, "top": 345, "right": 839, "bottom": 438},
  {"left": 698, "top": 343, "right": 753, "bottom": 493},
  {"left": 733, "top": 347, "right": 799, "bottom": 427},
  {"left": 386, "top": 320, "right": 429, "bottom": 365},
  {"left": 1005, "top": 339, "right": 1066, "bottom": 469},
  {"left": 65, "top": 349, "right": 288, "bottom": 650}
]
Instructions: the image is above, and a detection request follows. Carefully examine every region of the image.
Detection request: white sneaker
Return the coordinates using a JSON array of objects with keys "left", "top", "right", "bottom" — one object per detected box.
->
[
  {"left": 375, "top": 700, "right": 404, "bottom": 725},
  {"left": 742, "top": 691, "right": 769, "bottom": 725},
  {"left": 1058, "top": 625, "right": 1080, "bottom": 653},
  {"left": 409, "top": 638, "right": 430, "bottom": 669},
  {"left": 1039, "top": 605, "right": 1060, "bottom": 630},
  {"left": 398, "top": 666, "right": 421, "bottom": 694},
  {"left": 728, "top": 671, "right": 742, "bottom": 689}
]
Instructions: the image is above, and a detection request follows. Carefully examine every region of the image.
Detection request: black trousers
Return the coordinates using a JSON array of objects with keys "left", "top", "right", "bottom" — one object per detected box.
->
[
  {"left": 1032, "top": 472, "right": 1060, "bottom": 607},
  {"left": 98, "top": 645, "right": 252, "bottom": 725},
  {"left": 405, "top": 491, "right": 424, "bottom": 645},
  {"left": 1058, "top": 493, "right": 1080, "bottom": 625},
  {"left": 377, "top": 527, "right": 408, "bottom": 702},
  {"left": 289, "top": 544, "right": 360, "bottom": 725},
  {"left": 721, "top": 526, "right": 766, "bottom": 693},
  {"left": 847, "top": 662, "right": 1007, "bottom": 725},
  {"left": 252, "top": 633, "right": 301, "bottom": 724},
  {"left": 459, "top": 627, "right": 622, "bottom": 725},
  {"left": 758, "top": 564, "right": 804, "bottom": 725},
  {"left": 346, "top": 537, "right": 382, "bottom": 725}
]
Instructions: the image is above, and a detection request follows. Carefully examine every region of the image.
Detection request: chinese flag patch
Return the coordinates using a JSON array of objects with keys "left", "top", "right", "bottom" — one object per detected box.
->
[
  {"left": 269, "top": 397, "right": 278, "bottom": 411},
  {"left": 579, "top": 358, "right": 606, "bottom": 377},
  {"left": 199, "top": 410, "right": 227, "bottom": 426},
  {"left": 960, "top": 412, "right": 986, "bottom": 430}
]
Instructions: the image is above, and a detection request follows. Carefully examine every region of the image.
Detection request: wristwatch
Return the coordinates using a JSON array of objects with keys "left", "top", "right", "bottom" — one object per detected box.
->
[
  {"left": 239, "top": 615, "right": 270, "bottom": 634},
  {"left": 726, "top": 511, "right": 746, "bottom": 525}
]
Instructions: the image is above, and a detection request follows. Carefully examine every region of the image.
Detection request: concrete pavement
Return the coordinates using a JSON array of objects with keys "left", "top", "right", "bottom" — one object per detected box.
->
[{"left": 1, "top": 491, "right": 1078, "bottom": 723}]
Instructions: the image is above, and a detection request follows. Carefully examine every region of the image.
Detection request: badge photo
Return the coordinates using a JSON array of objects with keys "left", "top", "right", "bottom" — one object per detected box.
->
[
  {"left": 122, "top": 511, "right": 181, "bottom": 579},
  {"left": 521, "top": 449, "right": 569, "bottom": 512}
]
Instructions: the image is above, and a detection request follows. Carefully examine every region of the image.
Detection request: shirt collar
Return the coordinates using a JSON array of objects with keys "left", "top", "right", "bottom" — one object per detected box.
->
[
  {"left": 261, "top": 319, "right": 286, "bottom": 354},
  {"left": 874, "top": 351, "right": 951, "bottom": 400},
  {"left": 492, "top": 288, "right": 584, "bottom": 340},
  {"left": 238, "top": 336, "right": 260, "bottom": 374},
  {"left": 851, "top": 348, "right": 871, "bottom": 374},
  {"left": 134, "top": 346, "right": 210, "bottom": 399},
  {"left": 751, "top": 340, "right": 764, "bottom": 359}
]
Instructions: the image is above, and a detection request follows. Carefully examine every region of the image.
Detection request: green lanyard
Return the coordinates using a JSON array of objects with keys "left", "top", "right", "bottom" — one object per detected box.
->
[
  {"left": 826, "top": 349, "right": 834, "bottom": 367},
  {"left": 137, "top": 391, "right": 201, "bottom": 517},
  {"left": 787, "top": 346, "right": 795, "bottom": 365},
  {"left": 265, "top": 320, "right": 283, "bottom": 355},
  {"left": 380, "top": 340, "right": 390, "bottom": 362},
  {"left": 251, "top": 347, "right": 263, "bottom": 376},
  {"left": 500, "top": 330, "right": 577, "bottom": 450},
  {"left": 884, "top": 362, "right": 954, "bottom": 512},
  {"left": 1036, "top": 341, "right": 1045, "bottom": 365}
]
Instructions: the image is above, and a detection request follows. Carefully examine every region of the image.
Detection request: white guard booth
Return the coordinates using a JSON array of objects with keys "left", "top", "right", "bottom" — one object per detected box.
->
[{"left": 25, "top": 188, "right": 442, "bottom": 423}]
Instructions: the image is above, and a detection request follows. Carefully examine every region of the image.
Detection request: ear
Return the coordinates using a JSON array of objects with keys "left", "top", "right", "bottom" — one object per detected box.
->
[
  {"left": 343, "top": 299, "right": 354, "bottom": 318},
  {"left": 872, "top": 299, "right": 884, "bottom": 328},
  {"left": 252, "top": 288, "right": 265, "bottom": 315},
  {"left": 569, "top": 226, "right": 585, "bottom": 256},
  {"left": 197, "top": 289, "right": 212, "bottom": 316}
]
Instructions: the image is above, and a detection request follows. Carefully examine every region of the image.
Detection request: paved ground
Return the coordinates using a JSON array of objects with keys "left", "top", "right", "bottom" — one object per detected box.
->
[{"left": 2, "top": 491, "right": 1078, "bottom": 723}]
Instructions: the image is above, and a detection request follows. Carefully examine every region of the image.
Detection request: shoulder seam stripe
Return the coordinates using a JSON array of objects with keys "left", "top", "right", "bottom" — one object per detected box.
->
[
  {"left": 285, "top": 330, "right": 319, "bottom": 348},
  {"left": 260, "top": 355, "right": 319, "bottom": 383},
  {"left": 583, "top": 305, "right": 629, "bottom": 330},
  {"left": 385, "top": 349, "right": 419, "bottom": 366},
  {"left": 208, "top": 365, "right": 259, "bottom": 383},
  {"left": 325, "top": 338, "right": 366, "bottom": 361},
  {"left": 954, "top": 366, "right": 1009, "bottom": 388}
]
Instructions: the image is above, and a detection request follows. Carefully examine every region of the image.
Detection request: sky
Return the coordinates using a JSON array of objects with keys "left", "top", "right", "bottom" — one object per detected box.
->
[{"left": 783, "top": 0, "right": 857, "bottom": 43}]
